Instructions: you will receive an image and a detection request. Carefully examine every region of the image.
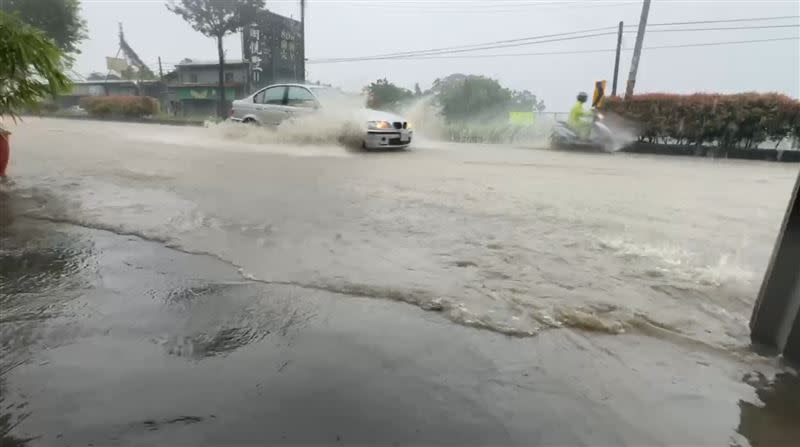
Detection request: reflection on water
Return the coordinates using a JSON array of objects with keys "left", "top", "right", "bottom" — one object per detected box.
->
[
  {"left": 0, "top": 189, "right": 95, "bottom": 296},
  {"left": 157, "top": 283, "right": 315, "bottom": 358},
  {"left": 0, "top": 379, "right": 32, "bottom": 447},
  {"left": 738, "top": 371, "right": 800, "bottom": 447},
  {"left": 0, "top": 190, "right": 95, "bottom": 375},
  {"left": 0, "top": 190, "right": 90, "bottom": 446}
]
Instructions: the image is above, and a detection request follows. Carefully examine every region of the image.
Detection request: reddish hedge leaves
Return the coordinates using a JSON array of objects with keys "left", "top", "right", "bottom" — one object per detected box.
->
[
  {"left": 80, "top": 96, "right": 159, "bottom": 119},
  {"left": 604, "top": 93, "right": 800, "bottom": 149}
]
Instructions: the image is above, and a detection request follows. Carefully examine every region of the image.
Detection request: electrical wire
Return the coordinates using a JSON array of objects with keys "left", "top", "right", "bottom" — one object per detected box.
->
[
  {"left": 640, "top": 24, "right": 800, "bottom": 33},
  {"left": 309, "top": 18, "right": 799, "bottom": 63},
  {"left": 648, "top": 15, "right": 800, "bottom": 26},
  {"left": 324, "top": 36, "right": 796, "bottom": 62},
  {"left": 322, "top": 1, "right": 637, "bottom": 13},
  {"left": 311, "top": 26, "right": 620, "bottom": 62}
]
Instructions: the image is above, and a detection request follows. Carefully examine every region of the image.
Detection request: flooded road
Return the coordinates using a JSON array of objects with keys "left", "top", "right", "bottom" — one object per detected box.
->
[
  {"left": 6, "top": 118, "right": 799, "bottom": 345},
  {"left": 2, "top": 118, "right": 799, "bottom": 445}
]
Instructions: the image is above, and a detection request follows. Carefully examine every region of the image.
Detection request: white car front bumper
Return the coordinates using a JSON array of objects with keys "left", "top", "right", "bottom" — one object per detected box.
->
[{"left": 364, "top": 130, "right": 413, "bottom": 149}]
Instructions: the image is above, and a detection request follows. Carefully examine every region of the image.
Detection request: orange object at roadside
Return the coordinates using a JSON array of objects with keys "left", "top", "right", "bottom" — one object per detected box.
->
[{"left": 0, "top": 132, "right": 10, "bottom": 177}]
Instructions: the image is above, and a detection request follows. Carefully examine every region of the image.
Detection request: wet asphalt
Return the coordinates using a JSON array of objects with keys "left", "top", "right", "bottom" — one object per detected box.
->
[
  {"left": 1, "top": 188, "right": 799, "bottom": 447},
  {"left": 2, "top": 118, "right": 800, "bottom": 446}
]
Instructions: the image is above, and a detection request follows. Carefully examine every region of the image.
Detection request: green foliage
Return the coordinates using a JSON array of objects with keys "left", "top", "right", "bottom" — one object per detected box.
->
[
  {"left": 435, "top": 75, "right": 509, "bottom": 122},
  {"left": 362, "top": 74, "right": 547, "bottom": 143},
  {"left": 604, "top": 93, "right": 800, "bottom": 149},
  {"left": 510, "top": 90, "right": 546, "bottom": 113},
  {"left": 365, "top": 78, "right": 414, "bottom": 111},
  {"left": 431, "top": 74, "right": 545, "bottom": 123},
  {"left": 80, "top": 96, "right": 160, "bottom": 118},
  {"left": 167, "top": 0, "right": 264, "bottom": 38},
  {"left": 0, "top": 12, "right": 71, "bottom": 120},
  {"left": 0, "top": 0, "right": 87, "bottom": 54}
]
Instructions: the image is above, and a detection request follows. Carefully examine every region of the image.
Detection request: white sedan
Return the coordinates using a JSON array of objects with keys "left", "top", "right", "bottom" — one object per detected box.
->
[{"left": 230, "top": 84, "right": 413, "bottom": 150}]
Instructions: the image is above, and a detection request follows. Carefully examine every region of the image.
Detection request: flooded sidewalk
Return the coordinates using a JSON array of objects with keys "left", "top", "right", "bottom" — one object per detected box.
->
[{"left": 1, "top": 189, "right": 798, "bottom": 446}]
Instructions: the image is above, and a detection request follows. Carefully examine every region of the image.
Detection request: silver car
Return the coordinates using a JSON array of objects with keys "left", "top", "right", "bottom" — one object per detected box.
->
[{"left": 229, "top": 84, "right": 413, "bottom": 149}]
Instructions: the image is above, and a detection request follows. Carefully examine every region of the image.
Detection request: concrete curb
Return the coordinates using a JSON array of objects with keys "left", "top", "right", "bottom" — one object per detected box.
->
[
  {"left": 30, "top": 114, "right": 207, "bottom": 127},
  {"left": 621, "top": 141, "right": 800, "bottom": 162}
]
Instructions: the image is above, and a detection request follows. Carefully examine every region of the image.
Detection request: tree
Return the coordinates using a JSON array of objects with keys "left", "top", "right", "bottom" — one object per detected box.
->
[
  {"left": 510, "top": 90, "right": 546, "bottom": 113},
  {"left": 433, "top": 74, "right": 546, "bottom": 122},
  {"left": 0, "top": 11, "right": 71, "bottom": 120},
  {"left": 0, "top": 0, "right": 87, "bottom": 54},
  {"left": 364, "top": 78, "right": 414, "bottom": 111},
  {"left": 414, "top": 83, "right": 422, "bottom": 97},
  {"left": 167, "top": 0, "right": 265, "bottom": 118},
  {"left": 435, "top": 75, "right": 511, "bottom": 122}
]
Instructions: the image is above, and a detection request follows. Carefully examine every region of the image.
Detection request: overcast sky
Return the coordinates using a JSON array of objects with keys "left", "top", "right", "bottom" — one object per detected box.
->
[{"left": 76, "top": 0, "right": 799, "bottom": 111}]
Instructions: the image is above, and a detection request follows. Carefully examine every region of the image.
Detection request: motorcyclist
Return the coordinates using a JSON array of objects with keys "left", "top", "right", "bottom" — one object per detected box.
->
[{"left": 568, "top": 92, "right": 592, "bottom": 140}]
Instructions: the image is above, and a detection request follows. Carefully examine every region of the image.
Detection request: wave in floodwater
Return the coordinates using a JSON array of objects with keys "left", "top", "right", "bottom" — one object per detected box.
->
[
  {"left": 595, "top": 236, "right": 755, "bottom": 286},
  {"left": 4, "top": 174, "right": 762, "bottom": 352},
  {"left": 208, "top": 110, "right": 367, "bottom": 150}
]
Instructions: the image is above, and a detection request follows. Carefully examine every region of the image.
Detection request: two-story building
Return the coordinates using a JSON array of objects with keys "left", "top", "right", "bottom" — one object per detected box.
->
[{"left": 166, "top": 59, "right": 250, "bottom": 118}]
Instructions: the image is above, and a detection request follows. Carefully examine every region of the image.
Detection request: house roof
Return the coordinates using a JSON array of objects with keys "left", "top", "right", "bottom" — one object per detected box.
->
[
  {"left": 72, "top": 80, "right": 162, "bottom": 85},
  {"left": 176, "top": 59, "right": 248, "bottom": 68}
]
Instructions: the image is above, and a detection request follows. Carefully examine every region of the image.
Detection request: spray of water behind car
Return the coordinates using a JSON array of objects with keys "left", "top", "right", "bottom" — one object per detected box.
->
[{"left": 225, "top": 85, "right": 413, "bottom": 151}]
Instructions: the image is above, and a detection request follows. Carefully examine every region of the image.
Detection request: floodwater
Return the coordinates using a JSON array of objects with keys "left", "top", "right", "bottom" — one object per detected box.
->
[
  {"left": 6, "top": 118, "right": 798, "bottom": 347},
  {"left": 2, "top": 118, "right": 800, "bottom": 445}
]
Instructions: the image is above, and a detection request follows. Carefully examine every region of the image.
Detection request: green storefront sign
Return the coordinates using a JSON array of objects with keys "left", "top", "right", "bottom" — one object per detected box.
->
[{"left": 177, "top": 87, "right": 237, "bottom": 100}]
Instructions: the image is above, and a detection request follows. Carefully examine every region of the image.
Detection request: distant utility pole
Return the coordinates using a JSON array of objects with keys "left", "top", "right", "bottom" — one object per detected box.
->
[
  {"left": 612, "top": 21, "right": 623, "bottom": 96},
  {"left": 300, "top": 0, "right": 306, "bottom": 82},
  {"left": 158, "top": 56, "right": 164, "bottom": 80},
  {"left": 625, "top": 0, "right": 651, "bottom": 98}
]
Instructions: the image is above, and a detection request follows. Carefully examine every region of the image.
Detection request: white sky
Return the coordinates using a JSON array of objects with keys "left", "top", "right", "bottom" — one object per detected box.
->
[{"left": 75, "top": 0, "right": 800, "bottom": 111}]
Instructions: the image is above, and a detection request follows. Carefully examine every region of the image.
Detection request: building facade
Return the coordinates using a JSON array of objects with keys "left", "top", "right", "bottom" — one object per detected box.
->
[
  {"left": 165, "top": 59, "right": 250, "bottom": 118},
  {"left": 242, "top": 10, "right": 305, "bottom": 92}
]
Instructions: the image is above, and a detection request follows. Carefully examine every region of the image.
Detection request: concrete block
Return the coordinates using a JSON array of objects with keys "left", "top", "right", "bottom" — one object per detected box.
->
[{"left": 750, "top": 170, "right": 800, "bottom": 350}]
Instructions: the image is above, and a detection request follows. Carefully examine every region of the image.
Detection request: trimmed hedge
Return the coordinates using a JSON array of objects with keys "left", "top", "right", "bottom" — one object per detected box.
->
[
  {"left": 603, "top": 93, "right": 800, "bottom": 149},
  {"left": 80, "top": 95, "right": 159, "bottom": 118}
]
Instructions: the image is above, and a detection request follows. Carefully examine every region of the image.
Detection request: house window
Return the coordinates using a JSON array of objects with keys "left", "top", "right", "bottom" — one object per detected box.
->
[
  {"left": 189, "top": 73, "right": 198, "bottom": 83},
  {"left": 225, "top": 72, "right": 234, "bottom": 82}
]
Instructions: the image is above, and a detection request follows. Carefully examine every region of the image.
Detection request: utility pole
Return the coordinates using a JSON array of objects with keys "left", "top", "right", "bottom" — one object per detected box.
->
[
  {"left": 158, "top": 56, "right": 168, "bottom": 112},
  {"left": 625, "top": 0, "right": 651, "bottom": 98},
  {"left": 300, "top": 0, "right": 306, "bottom": 82},
  {"left": 612, "top": 21, "right": 623, "bottom": 96}
]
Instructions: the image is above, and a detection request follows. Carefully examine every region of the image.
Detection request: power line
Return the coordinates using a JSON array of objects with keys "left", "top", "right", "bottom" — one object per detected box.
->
[
  {"left": 312, "top": 26, "right": 620, "bottom": 62},
  {"left": 311, "top": 31, "right": 619, "bottom": 63},
  {"left": 648, "top": 15, "right": 799, "bottom": 26},
  {"left": 311, "top": 25, "right": 799, "bottom": 63},
  {"left": 309, "top": 16, "right": 799, "bottom": 62},
  {"left": 307, "top": 36, "right": 799, "bottom": 63},
  {"left": 323, "top": 1, "right": 637, "bottom": 12},
  {"left": 644, "top": 24, "right": 800, "bottom": 33}
]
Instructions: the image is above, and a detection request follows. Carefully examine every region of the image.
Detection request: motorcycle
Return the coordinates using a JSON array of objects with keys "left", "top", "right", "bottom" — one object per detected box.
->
[{"left": 550, "top": 109, "right": 615, "bottom": 152}]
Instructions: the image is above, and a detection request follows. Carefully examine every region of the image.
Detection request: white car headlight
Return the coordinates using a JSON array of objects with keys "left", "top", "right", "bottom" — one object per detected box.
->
[{"left": 368, "top": 120, "right": 392, "bottom": 130}]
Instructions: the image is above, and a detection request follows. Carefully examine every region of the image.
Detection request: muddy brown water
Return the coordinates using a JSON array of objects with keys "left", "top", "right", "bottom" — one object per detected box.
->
[
  {"left": 6, "top": 118, "right": 799, "bottom": 346},
  {"left": 1, "top": 118, "right": 799, "bottom": 445}
]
